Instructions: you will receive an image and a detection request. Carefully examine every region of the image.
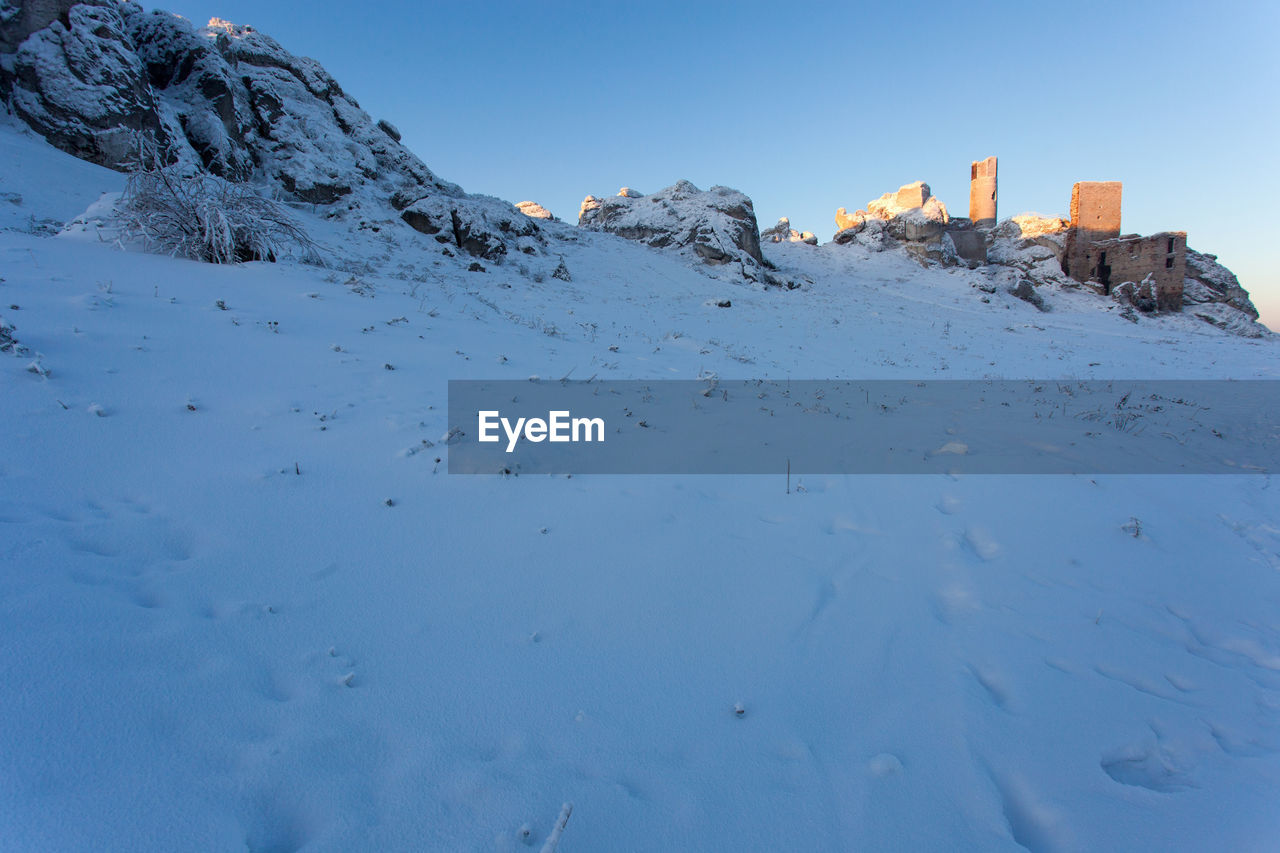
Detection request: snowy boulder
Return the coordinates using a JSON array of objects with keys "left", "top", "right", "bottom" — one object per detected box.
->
[
  {"left": 579, "top": 180, "right": 793, "bottom": 286},
  {"left": 834, "top": 217, "right": 891, "bottom": 251},
  {"left": 988, "top": 214, "right": 1068, "bottom": 264},
  {"left": 515, "top": 200, "right": 556, "bottom": 220},
  {"left": 1112, "top": 276, "right": 1160, "bottom": 313},
  {"left": 401, "top": 194, "right": 541, "bottom": 260},
  {"left": 376, "top": 119, "right": 401, "bottom": 142},
  {"left": 1010, "top": 278, "right": 1048, "bottom": 311},
  {"left": 8, "top": 2, "right": 162, "bottom": 170},
  {"left": 760, "top": 216, "right": 816, "bottom": 245}
]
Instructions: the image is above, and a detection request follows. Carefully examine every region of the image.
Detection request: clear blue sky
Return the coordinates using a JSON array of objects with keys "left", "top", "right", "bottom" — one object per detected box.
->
[{"left": 150, "top": 0, "right": 1280, "bottom": 326}]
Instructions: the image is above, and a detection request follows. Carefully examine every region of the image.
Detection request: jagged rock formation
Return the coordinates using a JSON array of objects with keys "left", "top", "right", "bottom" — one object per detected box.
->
[
  {"left": 832, "top": 181, "right": 951, "bottom": 256},
  {"left": 834, "top": 207, "right": 864, "bottom": 233},
  {"left": 760, "top": 216, "right": 816, "bottom": 245},
  {"left": 579, "top": 180, "right": 797, "bottom": 287},
  {"left": 515, "top": 200, "right": 555, "bottom": 220},
  {"left": 1183, "top": 249, "right": 1258, "bottom": 318},
  {"left": 1181, "top": 249, "right": 1266, "bottom": 336},
  {"left": 398, "top": 194, "right": 543, "bottom": 261}
]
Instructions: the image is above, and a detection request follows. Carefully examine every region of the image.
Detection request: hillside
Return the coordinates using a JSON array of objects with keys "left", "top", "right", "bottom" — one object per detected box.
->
[{"left": 2, "top": 6, "right": 1280, "bottom": 852}]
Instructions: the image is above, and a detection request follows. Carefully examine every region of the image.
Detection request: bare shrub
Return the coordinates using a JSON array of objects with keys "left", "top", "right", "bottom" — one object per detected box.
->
[{"left": 117, "top": 144, "right": 319, "bottom": 265}]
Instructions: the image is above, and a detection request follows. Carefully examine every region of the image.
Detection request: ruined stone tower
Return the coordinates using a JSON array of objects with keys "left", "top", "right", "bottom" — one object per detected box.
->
[
  {"left": 1064, "top": 181, "right": 1123, "bottom": 285},
  {"left": 1069, "top": 181, "right": 1122, "bottom": 238},
  {"left": 969, "top": 156, "right": 997, "bottom": 228},
  {"left": 1062, "top": 180, "right": 1185, "bottom": 311}
]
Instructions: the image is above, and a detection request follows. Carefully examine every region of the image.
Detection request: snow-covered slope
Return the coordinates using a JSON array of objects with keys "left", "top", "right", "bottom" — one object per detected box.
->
[{"left": 3, "top": 114, "right": 1280, "bottom": 852}]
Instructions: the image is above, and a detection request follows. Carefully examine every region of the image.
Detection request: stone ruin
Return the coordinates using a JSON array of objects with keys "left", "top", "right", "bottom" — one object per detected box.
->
[
  {"left": 829, "top": 162, "right": 1195, "bottom": 313},
  {"left": 1062, "top": 181, "right": 1186, "bottom": 312}
]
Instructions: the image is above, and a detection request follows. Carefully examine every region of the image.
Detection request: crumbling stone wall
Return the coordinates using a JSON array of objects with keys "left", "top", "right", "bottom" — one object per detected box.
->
[
  {"left": 969, "top": 156, "right": 997, "bottom": 228},
  {"left": 1082, "top": 231, "right": 1186, "bottom": 311}
]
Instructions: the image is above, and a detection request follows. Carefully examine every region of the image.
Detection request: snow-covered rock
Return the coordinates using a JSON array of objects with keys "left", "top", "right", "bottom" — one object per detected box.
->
[
  {"left": 834, "top": 207, "right": 866, "bottom": 233},
  {"left": 760, "top": 216, "right": 816, "bottom": 245},
  {"left": 399, "top": 194, "right": 542, "bottom": 261},
  {"left": 578, "top": 179, "right": 795, "bottom": 287},
  {"left": 1, "top": 4, "right": 565, "bottom": 267},
  {"left": 835, "top": 181, "right": 949, "bottom": 246},
  {"left": 7, "top": 1, "right": 160, "bottom": 169},
  {"left": 3, "top": 3, "right": 460, "bottom": 203},
  {"left": 866, "top": 180, "right": 937, "bottom": 221},
  {"left": 885, "top": 198, "right": 950, "bottom": 242},
  {"left": 1184, "top": 248, "right": 1259, "bottom": 318},
  {"left": 515, "top": 200, "right": 555, "bottom": 220}
]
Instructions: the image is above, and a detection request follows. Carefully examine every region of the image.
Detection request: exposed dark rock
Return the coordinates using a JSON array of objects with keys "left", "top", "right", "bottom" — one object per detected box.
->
[{"left": 400, "top": 194, "right": 541, "bottom": 260}]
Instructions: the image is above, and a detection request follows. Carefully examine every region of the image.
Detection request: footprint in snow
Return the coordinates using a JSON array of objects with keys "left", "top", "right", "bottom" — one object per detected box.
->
[{"left": 962, "top": 527, "right": 1002, "bottom": 561}]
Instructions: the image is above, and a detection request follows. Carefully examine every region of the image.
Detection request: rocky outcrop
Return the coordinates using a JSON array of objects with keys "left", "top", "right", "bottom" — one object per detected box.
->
[
  {"left": 515, "top": 200, "right": 555, "bottom": 220},
  {"left": 1183, "top": 249, "right": 1258, "bottom": 318},
  {"left": 760, "top": 216, "right": 816, "bottom": 245},
  {"left": 7, "top": 1, "right": 161, "bottom": 169},
  {"left": 1, "top": 3, "right": 555, "bottom": 264},
  {"left": 2, "top": 3, "right": 460, "bottom": 200},
  {"left": 833, "top": 181, "right": 950, "bottom": 252},
  {"left": 400, "top": 194, "right": 542, "bottom": 261},
  {"left": 579, "top": 180, "right": 795, "bottom": 286},
  {"left": 834, "top": 207, "right": 865, "bottom": 233}
]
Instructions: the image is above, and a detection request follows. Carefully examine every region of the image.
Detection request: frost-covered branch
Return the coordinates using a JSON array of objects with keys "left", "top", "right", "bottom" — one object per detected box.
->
[{"left": 539, "top": 802, "right": 573, "bottom": 853}]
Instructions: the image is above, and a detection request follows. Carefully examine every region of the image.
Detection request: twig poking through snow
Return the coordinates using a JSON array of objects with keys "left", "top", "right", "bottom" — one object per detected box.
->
[{"left": 540, "top": 802, "right": 573, "bottom": 853}]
